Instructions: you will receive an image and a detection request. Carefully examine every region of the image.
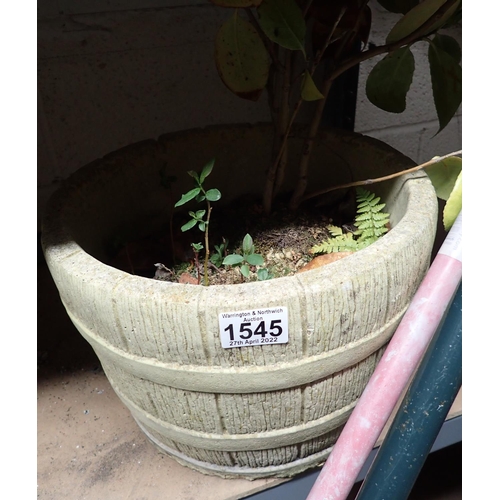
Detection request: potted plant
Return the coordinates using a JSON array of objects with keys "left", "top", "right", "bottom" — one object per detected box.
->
[{"left": 41, "top": 0, "right": 462, "bottom": 479}]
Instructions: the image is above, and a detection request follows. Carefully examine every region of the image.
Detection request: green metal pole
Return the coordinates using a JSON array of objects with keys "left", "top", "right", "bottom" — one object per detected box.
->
[{"left": 355, "top": 282, "right": 462, "bottom": 500}]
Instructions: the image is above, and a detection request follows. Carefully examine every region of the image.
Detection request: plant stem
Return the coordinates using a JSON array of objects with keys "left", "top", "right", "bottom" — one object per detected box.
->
[
  {"left": 301, "top": 0, "right": 314, "bottom": 17},
  {"left": 263, "top": 93, "right": 304, "bottom": 214},
  {"left": 288, "top": 78, "right": 333, "bottom": 211},
  {"left": 288, "top": 5, "right": 349, "bottom": 210},
  {"left": 274, "top": 50, "right": 292, "bottom": 196},
  {"left": 267, "top": 59, "right": 279, "bottom": 128},
  {"left": 263, "top": 5, "right": 347, "bottom": 213},
  {"left": 203, "top": 203, "right": 212, "bottom": 286},
  {"left": 193, "top": 250, "right": 200, "bottom": 285},
  {"left": 287, "top": 0, "right": 457, "bottom": 211},
  {"left": 325, "top": 0, "right": 458, "bottom": 84},
  {"left": 246, "top": 7, "right": 282, "bottom": 181},
  {"left": 301, "top": 150, "right": 463, "bottom": 202},
  {"left": 269, "top": 0, "right": 314, "bottom": 196}
]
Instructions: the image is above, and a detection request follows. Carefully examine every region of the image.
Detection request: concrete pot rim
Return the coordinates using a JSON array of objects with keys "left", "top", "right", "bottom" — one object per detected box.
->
[{"left": 42, "top": 126, "right": 436, "bottom": 299}]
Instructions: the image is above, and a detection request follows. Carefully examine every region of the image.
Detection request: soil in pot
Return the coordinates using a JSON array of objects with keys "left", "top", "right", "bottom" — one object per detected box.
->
[{"left": 106, "top": 189, "right": 363, "bottom": 285}]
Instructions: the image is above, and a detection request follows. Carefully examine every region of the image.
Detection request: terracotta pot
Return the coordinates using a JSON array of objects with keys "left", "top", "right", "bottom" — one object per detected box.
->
[{"left": 42, "top": 124, "right": 437, "bottom": 478}]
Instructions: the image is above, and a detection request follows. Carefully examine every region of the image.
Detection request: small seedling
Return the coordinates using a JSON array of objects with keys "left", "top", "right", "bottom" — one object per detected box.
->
[
  {"left": 191, "top": 242, "right": 203, "bottom": 284},
  {"left": 256, "top": 268, "right": 271, "bottom": 281},
  {"left": 223, "top": 234, "right": 269, "bottom": 281},
  {"left": 175, "top": 159, "right": 221, "bottom": 286},
  {"left": 210, "top": 239, "right": 228, "bottom": 268}
]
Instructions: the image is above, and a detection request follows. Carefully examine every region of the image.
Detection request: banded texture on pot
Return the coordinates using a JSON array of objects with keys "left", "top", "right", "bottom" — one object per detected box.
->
[{"left": 42, "top": 125, "right": 438, "bottom": 478}]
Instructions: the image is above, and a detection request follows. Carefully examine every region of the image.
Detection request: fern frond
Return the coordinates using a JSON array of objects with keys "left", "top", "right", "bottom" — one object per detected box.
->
[
  {"left": 327, "top": 225, "right": 343, "bottom": 237},
  {"left": 354, "top": 187, "right": 390, "bottom": 244},
  {"left": 310, "top": 233, "right": 358, "bottom": 255},
  {"left": 370, "top": 203, "right": 387, "bottom": 213},
  {"left": 355, "top": 213, "right": 373, "bottom": 222},
  {"left": 309, "top": 188, "right": 391, "bottom": 255}
]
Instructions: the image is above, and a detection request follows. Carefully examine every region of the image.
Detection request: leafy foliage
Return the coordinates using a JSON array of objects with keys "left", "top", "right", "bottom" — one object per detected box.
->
[
  {"left": 175, "top": 159, "right": 221, "bottom": 212},
  {"left": 256, "top": 0, "right": 306, "bottom": 53},
  {"left": 428, "top": 35, "right": 462, "bottom": 131},
  {"left": 210, "top": 239, "right": 229, "bottom": 267},
  {"left": 353, "top": 188, "right": 391, "bottom": 247},
  {"left": 443, "top": 171, "right": 461, "bottom": 231},
  {"left": 310, "top": 227, "right": 359, "bottom": 254},
  {"left": 376, "top": 0, "right": 419, "bottom": 14},
  {"left": 424, "top": 155, "right": 462, "bottom": 200},
  {"left": 175, "top": 159, "right": 222, "bottom": 285},
  {"left": 366, "top": 46, "right": 415, "bottom": 113},
  {"left": 310, "top": 188, "right": 390, "bottom": 255},
  {"left": 385, "top": 0, "right": 461, "bottom": 44},
  {"left": 209, "top": 0, "right": 462, "bottom": 213},
  {"left": 368, "top": 1, "right": 462, "bottom": 129},
  {"left": 425, "top": 155, "right": 462, "bottom": 230},
  {"left": 223, "top": 233, "right": 270, "bottom": 280},
  {"left": 214, "top": 12, "right": 269, "bottom": 101},
  {"left": 301, "top": 70, "right": 324, "bottom": 101}
]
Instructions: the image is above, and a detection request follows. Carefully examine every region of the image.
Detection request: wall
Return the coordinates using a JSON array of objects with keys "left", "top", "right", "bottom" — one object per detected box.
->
[
  {"left": 354, "top": 1, "right": 462, "bottom": 163},
  {"left": 38, "top": 0, "right": 462, "bottom": 222}
]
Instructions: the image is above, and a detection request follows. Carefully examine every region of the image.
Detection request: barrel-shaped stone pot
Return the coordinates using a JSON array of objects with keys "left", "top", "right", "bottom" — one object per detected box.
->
[{"left": 42, "top": 124, "right": 438, "bottom": 479}]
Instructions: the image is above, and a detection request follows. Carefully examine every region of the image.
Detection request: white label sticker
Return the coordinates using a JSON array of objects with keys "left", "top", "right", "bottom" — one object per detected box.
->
[{"left": 219, "top": 307, "right": 289, "bottom": 348}]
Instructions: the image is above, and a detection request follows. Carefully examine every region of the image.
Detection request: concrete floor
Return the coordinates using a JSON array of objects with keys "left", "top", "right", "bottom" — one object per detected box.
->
[{"left": 38, "top": 260, "right": 462, "bottom": 499}]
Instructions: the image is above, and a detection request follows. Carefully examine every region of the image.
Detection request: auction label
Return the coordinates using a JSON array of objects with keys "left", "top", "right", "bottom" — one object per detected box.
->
[{"left": 219, "top": 306, "right": 288, "bottom": 348}]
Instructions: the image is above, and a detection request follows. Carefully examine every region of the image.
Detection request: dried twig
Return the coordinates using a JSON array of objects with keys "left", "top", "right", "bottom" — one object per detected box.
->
[{"left": 301, "top": 150, "right": 463, "bottom": 203}]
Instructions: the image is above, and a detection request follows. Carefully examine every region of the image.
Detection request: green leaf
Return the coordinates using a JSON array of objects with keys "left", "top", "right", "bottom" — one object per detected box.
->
[
  {"left": 210, "top": 0, "right": 263, "bottom": 6},
  {"left": 327, "top": 226, "right": 343, "bottom": 237},
  {"left": 198, "top": 221, "right": 206, "bottom": 231},
  {"left": 246, "top": 253, "right": 265, "bottom": 266},
  {"left": 441, "top": 4, "right": 461, "bottom": 29},
  {"left": 366, "top": 47, "right": 415, "bottom": 113},
  {"left": 242, "top": 234, "right": 254, "bottom": 254},
  {"left": 194, "top": 210, "right": 206, "bottom": 219},
  {"left": 181, "top": 219, "right": 197, "bottom": 232},
  {"left": 431, "top": 34, "right": 461, "bottom": 63},
  {"left": 301, "top": 71, "right": 324, "bottom": 101},
  {"left": 191, "top": 242, "right": 204, "bottom": 252},
  {"left": 376, "top": 0, "right": 419, "bottom": 14},
  {"left": 187, "top": 170, "right": 199, "bottom": 182},
  {"left": 429, "top": 41, "right": 462, "bottom": 132},
  {"left": 425, "top": 0, "right": 461, "bottom": 34},
  {"left": 443, "top": 171, "right": 461, "bottom": 231},
  {"left": 425, "top": 156, "right": 462, "bottom": 200},
  {"left": 257, "top": 268, "right": 269, "bottom": 280},
  {"left": 215, "top": 12, "right": 270, "bottom": 101},
  {"left": 199, "top": 159, "right": 215, "bottom": 184},
  {"left": 223, "top": 254, "right": 244, "bottom": 266},
  {"left": 210, "top": 254, "right": 221, "bottom": 266},
  {"left": 257, "top": 0, "right": 306, "bottom": 52},
  {"left": 386, "top": 0, "right": 461, "bottom": 44},
  {"left": 240, "top": 264, "right": 250, "bottom": 278},
  {"left": 175, "top": 188, "right": 201, "bottom": 207},
  {"left": 206, "top": 188, "right": 222, "bottom": 202},
  {"left": 257, "top": 269, "right": 269, "bottom": 280}
]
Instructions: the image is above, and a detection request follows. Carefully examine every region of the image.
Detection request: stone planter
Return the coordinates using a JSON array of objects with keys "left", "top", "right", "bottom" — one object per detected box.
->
[{"left": 42, "top": 124, "right": 437, "bottom": 479}]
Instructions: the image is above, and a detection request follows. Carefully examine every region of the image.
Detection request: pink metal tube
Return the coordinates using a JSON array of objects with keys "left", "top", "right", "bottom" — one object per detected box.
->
[{"left": 306, "top": 212, "right": 462, "bottom": 500}]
